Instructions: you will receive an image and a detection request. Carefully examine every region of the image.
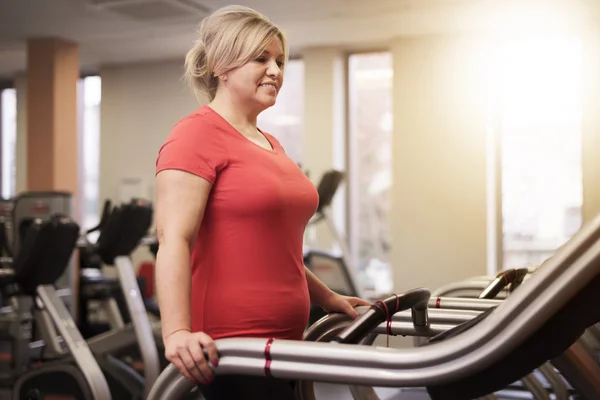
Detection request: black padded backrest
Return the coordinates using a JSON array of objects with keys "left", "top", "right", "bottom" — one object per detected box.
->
[
  {"left": 78, "top": 201, "right": 114, "bottom": 270},
  {"left": 426, "top": 269, "right": 600, "bottom": 400},
  {"left": 96, "top": 199, "right": 153, "bottom": 265},
  {"left": 85, "top": 199, "right": 112, "bottom": 234},
  {"left": 12, "top": 214, "right": 80, "bottom": 294},
  {"left": 315, "top": 170, "right": 344, "bottom": 213}
]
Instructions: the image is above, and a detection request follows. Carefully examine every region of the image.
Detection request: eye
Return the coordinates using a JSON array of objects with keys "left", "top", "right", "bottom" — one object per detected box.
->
[
  {"left": 255, "top": 56, "right": 267, "bottom": 63},
  {"left": 276, "top": 61, "right": 285, "bottom": 68}
]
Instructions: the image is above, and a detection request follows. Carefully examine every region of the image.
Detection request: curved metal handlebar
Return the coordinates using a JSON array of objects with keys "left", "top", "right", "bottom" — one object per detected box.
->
[
  {"left": 479, "top": 268, "right": 529, "bottom": 299},
  {"left": 332, "top": 288, "right": 430, "bottom": 344}
]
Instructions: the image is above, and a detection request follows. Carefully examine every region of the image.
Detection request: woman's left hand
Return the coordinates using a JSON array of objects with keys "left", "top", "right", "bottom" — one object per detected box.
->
[{"left": 320, "top": 292, "right": 372, "bottom": 319}]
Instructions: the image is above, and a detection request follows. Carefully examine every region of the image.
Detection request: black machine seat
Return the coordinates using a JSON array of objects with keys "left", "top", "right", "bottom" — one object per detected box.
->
[
  {"left": 96, "top": 199, "right": 153, "bottom": 266},
  {"left": 10, "top": 215, "right": 79, "bottom": 295},
  {"left": 425, "top": 270, "right": 600, "bottom": 400}
]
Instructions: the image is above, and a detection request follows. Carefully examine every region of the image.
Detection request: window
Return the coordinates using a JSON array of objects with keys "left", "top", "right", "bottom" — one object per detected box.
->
[
  {"left": 1, "top": 88, "right": 17, "bottom": 199},
  {"left": 78, "top": 76, "right": 102, "bottom": 231},
  {"left": 493, "top": 36, "right": 583, "bottom": 270},
  {"left": 347, "top": 52, "right": 393, "bottom": 286},
  {"left": 257, "top": 59, "right": 304, "bottom": 164},
  {"left": 0, "top": 78, "right": 101, "bottom": 231}
]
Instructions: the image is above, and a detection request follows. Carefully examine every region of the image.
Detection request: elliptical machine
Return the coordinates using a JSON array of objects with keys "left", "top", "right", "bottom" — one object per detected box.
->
[
  {"left": 0, "top": 214, "right": 112, "bottom": 399},
  {"left": 76, "top": 199, "right": 162, "bottom": 396},
  {"left": 1, "top": 193, "right": 151, "bottom": 399}
]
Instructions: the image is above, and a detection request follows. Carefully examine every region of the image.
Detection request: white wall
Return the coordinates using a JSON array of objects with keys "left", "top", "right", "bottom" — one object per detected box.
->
[
  {"left": 302, "top": 47, "right": 346, "bottom": 251},
  {"left": 99, "top": 59, "right": 200, "bottom": 264},
  {"left": 390, "top": 36, "right": 490, "bottom": 294}
]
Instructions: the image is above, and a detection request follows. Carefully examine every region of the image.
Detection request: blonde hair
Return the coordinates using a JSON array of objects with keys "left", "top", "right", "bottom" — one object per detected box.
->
[{"left": 184, "top": 5, "right": 288, "bottom": 103}]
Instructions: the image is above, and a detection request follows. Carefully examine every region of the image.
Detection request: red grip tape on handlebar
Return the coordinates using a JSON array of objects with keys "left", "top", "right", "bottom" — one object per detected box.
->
[
  {"left": 264, "top": 338, "right": 274, "bottom": 377},
  {"left": 374, "top": 294, "right": 399, "bottom": 347}
]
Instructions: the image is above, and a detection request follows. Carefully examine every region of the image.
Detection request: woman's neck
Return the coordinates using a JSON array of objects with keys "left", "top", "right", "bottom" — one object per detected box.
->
[{"left": 209, "top": 95, "right": 259, "bottom": 133}]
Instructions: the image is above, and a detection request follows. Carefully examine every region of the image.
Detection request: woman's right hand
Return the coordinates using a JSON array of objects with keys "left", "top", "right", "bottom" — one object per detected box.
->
[{"left": 164, "top": 329, "right": 219, "bottom": 384}]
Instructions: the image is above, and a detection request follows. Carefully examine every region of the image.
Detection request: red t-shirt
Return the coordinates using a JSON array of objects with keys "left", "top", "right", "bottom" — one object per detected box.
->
[{"left": 155, "top": 105, "right": 319, "bottom": 340}]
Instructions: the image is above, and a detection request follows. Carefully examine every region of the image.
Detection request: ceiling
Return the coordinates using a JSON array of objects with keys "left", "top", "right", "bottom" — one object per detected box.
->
[{"left": 0, "top": 0, "right": 597, "bottom": 81}]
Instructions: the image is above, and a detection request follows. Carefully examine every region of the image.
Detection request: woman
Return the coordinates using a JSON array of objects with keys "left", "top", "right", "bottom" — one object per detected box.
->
[{"left": 154, "top": 5, "right": 370, "bottom": 399}]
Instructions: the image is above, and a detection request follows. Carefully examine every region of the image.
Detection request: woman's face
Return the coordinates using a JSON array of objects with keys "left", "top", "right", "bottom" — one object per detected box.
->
[{"left": 223, "top": 37, "right": 285, "bottom": 113}]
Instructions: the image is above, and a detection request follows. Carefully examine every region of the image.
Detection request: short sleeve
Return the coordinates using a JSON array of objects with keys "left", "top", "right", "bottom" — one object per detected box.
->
[{"left": 155, "top": 115, "right": 228, "bottom": 183}]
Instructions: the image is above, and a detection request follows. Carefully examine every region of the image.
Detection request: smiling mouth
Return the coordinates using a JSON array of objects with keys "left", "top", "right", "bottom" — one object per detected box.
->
[{"left": 259, "top": 83, "right": 277, "bottom": 90}]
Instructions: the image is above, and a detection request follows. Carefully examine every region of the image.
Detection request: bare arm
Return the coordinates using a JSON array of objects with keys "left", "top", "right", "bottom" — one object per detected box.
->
[
  {"left": 155, "top": 169, "right": 213, "bottom": 341},
  {"left": 305, "top": 266, "right": 334, "bottom": 307},
  {"left": 305, "top": 266, "right": 371, "bottom": 319}
]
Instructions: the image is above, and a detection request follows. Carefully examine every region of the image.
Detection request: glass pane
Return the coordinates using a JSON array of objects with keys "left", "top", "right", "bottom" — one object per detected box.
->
[
  {"left": 79, "top": 76, "right": 102, "bottom": 231},
  {"left": 348, "top": 52, "right": 393, "bottom": 292},
  {"left": 499, "top": 36, "right": 583, "bottom": 269},
  {"left": 1, "top": 88, "right": 17, "bottom": 199},
  {"left": 257, "top": 59, "right": 304, "bottom": 164}
]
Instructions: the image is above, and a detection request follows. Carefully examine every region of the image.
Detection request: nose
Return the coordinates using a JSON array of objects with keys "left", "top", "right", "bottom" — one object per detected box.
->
[{"left": 266, "top": 60, "right": 282, "bottom": 79}]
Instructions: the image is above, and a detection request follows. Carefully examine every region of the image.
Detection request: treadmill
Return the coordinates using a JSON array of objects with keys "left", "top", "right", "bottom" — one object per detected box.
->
[{"left": 147, "top": 210, "right": 600, "bottom": 400}]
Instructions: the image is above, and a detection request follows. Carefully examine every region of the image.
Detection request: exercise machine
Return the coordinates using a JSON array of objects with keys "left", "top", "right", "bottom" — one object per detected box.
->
[
  {"left": 0, "top": 214, "right": 112, "bottom": 399},
  {"left": 76, "top": 199, "right": 161, "bottom": 397},
  {"left": 147, "top": 210, "right": 600, "bottom": 399},
  {"left": 7, "top": 192, "right": 76, "bottom": 314}
]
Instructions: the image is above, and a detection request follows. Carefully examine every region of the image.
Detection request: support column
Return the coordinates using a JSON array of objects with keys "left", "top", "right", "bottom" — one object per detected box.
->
[
  {"left": 26, "top": 37, "right": 79, "bottom": 194},
  {"left": 25, "top": 37, "right": 80, "bottom": 319}
]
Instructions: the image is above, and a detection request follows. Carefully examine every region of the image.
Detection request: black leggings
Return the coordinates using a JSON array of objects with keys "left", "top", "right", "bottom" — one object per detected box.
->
[{"left": 199, "top": 374, "right": 297, "bottom": 400}]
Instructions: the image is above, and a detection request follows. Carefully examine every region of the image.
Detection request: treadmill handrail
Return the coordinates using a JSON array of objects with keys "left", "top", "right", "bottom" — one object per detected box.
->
[
  {"left": 478, "top": 268, "right": 529, "bottom": 299},
  {"left": 305, "top": 306, "right": 482, "bottom": 341},
  {"left": 147, "top": 213, "right": 600, "bottom": 399},
  {"left": 332, "top": 288, "right": 430, "bottom": 343},
  {"left": 251, "top": 234, "right": 600, "bottom": 373},
  {"left": 432, "top": 279, "right": 492, "bottom": 297},
  {"left": 429, "top": 297, "right": 502, "bottom": 311}
]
